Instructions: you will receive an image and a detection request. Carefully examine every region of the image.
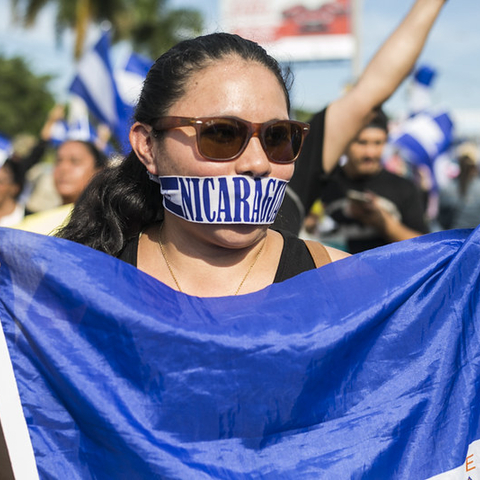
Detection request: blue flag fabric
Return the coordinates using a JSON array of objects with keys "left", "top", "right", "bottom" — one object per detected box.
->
[
  {"left": 1, "top": 227, "right": 480, "bottom": 479},
  {"left": 390, "top": 110, "right": 454, "bottom": 168},
  {"left": 115, "top": 52, "right": 152, "bottom": 109},
  {"left": 124, "top": 52, "right": 153, "bottom": 78},
  {"left": 69, "top": 31, "right": 131, "bottom": 151},
  {"left": 414, "top": 65, "right": 437, "bottom": 87}
]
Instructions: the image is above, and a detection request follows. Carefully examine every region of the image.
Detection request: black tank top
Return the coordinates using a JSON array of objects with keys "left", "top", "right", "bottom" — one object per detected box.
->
[{"left": 118, "top": 229, "right": 320, "bottom": 283}]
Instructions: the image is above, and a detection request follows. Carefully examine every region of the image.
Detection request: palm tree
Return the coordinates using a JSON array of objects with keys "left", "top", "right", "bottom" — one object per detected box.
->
[
  {"left": 115, "top": 0, "right": 204, "bottom": 59},
  {"left": 10, "top": 0, "right": 203, "bottom": 60}
]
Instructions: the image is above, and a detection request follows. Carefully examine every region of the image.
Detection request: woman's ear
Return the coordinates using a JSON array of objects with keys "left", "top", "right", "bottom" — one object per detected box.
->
[{"left": 130, "top": 122, "right": 159, "bottom": 175}]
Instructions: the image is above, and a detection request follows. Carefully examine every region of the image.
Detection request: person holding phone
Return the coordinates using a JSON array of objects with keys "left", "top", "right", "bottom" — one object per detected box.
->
[
  {"left": 274, "top": 0, "right": 448, "bottom": 237},
  {"left": 314, "top": 109, "right": 429, "bottom": 253}
]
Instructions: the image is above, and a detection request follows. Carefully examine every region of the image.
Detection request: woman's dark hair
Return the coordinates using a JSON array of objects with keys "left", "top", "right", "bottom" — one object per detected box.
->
[
  {"left": 1, "top": 159, "right": 25, "bottom": 199},
  {"left": 56, "top": 33, "right": 293, "bottom": 256}
]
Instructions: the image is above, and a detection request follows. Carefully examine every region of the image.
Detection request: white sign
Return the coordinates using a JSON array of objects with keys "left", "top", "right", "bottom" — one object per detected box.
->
[{"left": 220, "top": 0, "right": 355, "bottom": 62}]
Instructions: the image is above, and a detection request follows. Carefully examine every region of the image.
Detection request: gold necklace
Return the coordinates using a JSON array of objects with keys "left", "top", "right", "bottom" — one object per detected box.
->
[{"left": 157, "top": 228, "right": 266, "bottom": 296}]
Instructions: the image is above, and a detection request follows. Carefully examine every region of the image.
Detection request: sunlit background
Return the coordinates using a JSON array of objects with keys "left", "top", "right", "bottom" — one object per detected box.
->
[{"left": 0, "top": 0, "right": 479, "bottom": 136}]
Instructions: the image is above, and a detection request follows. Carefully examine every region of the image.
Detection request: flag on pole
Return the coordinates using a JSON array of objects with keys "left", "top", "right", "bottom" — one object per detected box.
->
[
  {"left": 69, "top": 31, "right": 131, "bottom": 151},
  {"left": 1, "top": 226, "right": 480, "bottom": 479}
]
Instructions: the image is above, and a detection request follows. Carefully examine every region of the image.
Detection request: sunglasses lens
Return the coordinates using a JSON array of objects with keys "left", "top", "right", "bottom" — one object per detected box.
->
[
  {"left": 264, "top": 122, "right": 303, "bottom": 163},
  {"left": 199, "top": 119, "right": 247, "bottom": 160}
]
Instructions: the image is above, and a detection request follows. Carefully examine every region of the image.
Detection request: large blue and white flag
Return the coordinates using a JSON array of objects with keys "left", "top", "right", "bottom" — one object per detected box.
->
[
  {"left": 69, "top": 31, "right": 131, "bottom": 151},
  {"left": 1, "top": 226, "right": 480, "bottom": 479}
]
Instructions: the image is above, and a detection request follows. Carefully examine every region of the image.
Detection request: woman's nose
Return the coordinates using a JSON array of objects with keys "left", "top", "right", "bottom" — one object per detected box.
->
[{"left": 234, "top": 137, "right": 272, "bottom": 178}]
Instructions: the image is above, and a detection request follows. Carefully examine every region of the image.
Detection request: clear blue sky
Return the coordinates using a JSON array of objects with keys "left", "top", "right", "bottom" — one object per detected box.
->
[{"left": 1, "top": 0, "right": 479, "bottom": 135}]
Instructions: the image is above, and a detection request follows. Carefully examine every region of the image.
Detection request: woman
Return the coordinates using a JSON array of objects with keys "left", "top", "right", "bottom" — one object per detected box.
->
[
  {"left": 14, "top": 139, "right": 108, "bottom": 235},
  {"left": 53, "top": 139, "right": 108, "bottom": 205},
  {"left": 57, "top": 33, "right": 348, "bottom": 296}
]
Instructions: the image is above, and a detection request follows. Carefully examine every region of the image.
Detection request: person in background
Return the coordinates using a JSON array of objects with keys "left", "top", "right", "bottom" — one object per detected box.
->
[
  {"left": 274, "top": 0, "right": 448, "bottom": 235},
  {"left": 0, "top": 159, "right": 25, "bottom": 227},
  {"left": 437, "top": 142, "right": 480, "bottom": 230},
  {"left": 53, "top": 140, "right": 108, "bottom": 205},
  {"left": 13, "top": 105, "right": 114, "bottom": 215},
  {"left": 12, "top": 139, "right": 108, "bottom": 235},
  {"left": 314, "top": 110, "right": 429, "bottom": 253},
  {"left": 10, "top": 104, "right": 66, "bottom": 213}
]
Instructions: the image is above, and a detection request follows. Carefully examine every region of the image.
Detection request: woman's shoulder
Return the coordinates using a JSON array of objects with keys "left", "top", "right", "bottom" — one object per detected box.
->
[
  {"left": 276, "top": 228, "right": 350, "bottom": 265},
  {"left": 271, "top": 229, "right": 348, "bottom": 284},
  {"left": 324, "top": 244, "right": 350, "bottom": 262}
]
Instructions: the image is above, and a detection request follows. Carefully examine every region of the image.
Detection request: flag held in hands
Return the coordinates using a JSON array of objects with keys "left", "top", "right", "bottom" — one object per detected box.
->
[{"left": 0, "top": 226, "right": 480, "bottom": 479}]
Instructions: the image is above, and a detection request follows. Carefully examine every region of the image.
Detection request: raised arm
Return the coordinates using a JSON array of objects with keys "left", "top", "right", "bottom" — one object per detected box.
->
[
  {"left": 39, "top": 104, "right": 65, "bottom": 142},
  {"left": 323, "top": 0, "right": 447, "bottom": 173}
]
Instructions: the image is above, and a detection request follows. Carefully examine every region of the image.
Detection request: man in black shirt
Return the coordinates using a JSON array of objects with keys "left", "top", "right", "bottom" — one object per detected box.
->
[
  {"left": 273, "top": 0, "right": 448, "bottom": 237},
  {"left": 317, "top": 110, "right": 429, "bottom": 253}
]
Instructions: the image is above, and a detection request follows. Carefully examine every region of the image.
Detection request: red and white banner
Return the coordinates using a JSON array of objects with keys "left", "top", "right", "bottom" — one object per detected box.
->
[{"left": 220, "top": 0, "right": 355, "bottom": 62}]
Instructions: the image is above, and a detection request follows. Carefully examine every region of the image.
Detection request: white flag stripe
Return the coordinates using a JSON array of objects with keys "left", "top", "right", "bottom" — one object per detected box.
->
[
  {"left": 67, "top": 95, "right": 94, "bottom": 141},
  {"left": 0, "top": 323, "right": 39, "bottom": 479},
  {"left": 426, "top": 439, "right": 480, "bottom": 479},
  {"left": 77, "top": 49, "right": 118, "bottom": 126},
  {"left": 115, "top": 69, "right": 144, "bottom": 106}
]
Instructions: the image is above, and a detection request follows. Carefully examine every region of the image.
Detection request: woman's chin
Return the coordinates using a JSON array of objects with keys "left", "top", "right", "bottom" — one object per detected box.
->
[{"left": 207, "top": 224, "right": 268, "bottom": 249}]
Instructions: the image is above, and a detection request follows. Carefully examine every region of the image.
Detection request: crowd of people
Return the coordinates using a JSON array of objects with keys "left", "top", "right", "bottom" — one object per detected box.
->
[
  {"left": 0, "top": 0, "right": 475, "bottom": 256},
  {"left": 2, "top": 106, "right": 477, "bottom": 254},
  {"left": 300, "top": 122, "right": 480, "bottom": 254},
  {"left": 0, "top": 106, "right": 110, "bottom": 234}
]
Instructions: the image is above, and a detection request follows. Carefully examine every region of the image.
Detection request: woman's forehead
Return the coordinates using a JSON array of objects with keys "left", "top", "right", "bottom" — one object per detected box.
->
[
  {"left": 58, "top": 141, "right": 91, "bottom": 156},
  {"left": 171, "top": 59, "right": 288, "bottom": 118},
  {"left": 187, "top": 57, "right": 269, "bottom": 84}
]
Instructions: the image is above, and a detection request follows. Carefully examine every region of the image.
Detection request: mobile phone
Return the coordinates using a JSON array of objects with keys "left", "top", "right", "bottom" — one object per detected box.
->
[{"left": 347, "top": 190, "right": 371, "bottom": 203}]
